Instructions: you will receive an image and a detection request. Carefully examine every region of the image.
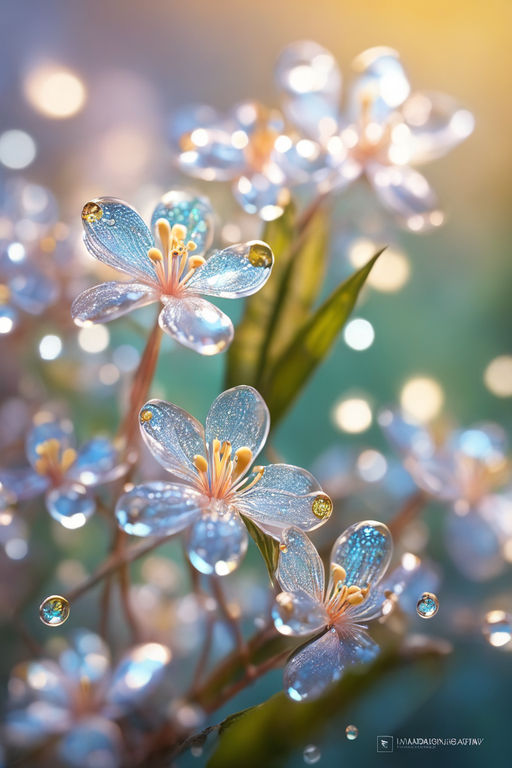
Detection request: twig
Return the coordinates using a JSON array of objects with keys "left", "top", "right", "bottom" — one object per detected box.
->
[
  {"left": 388, "top": 490, "right": 427, "bottom": 539},
  {"left": 211, "top": 577, "right": 250, "bottom": 672}
]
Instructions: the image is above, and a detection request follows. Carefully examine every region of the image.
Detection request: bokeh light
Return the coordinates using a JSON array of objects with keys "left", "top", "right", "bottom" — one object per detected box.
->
[
  {"left": 0, "top": 130, "right": 36, "bottom": 169},
  {"left": 400, "top": 376, "right": 444, "bottom": 422},
  {"left": 348, "top": 239, "right": 411, "bottom": 292},
  {"left": 484, "top": 356, "right": 512, "bottom": 397},
  {"left": 78, "top": 324, "right": 110, "bottom": 354},
  {"left": 344, "top": 318, "right": 375, "bottom": 350},
  {"left": 39, "top": 334, "right": 63, "bottom": 360},
  {"left": 24, "top": 65, "right": 86, "bottom": 118},
  {"left": 333, "top": 396, "right": 373, "bottom": 433}
]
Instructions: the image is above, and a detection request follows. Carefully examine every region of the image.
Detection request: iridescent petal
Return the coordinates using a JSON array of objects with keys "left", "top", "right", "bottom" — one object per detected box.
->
[
  {"left": 68, "top": 437, "right": 125, "bottom": 486},
  {"left": 0, "top": 467, "right": 48, "bottom": 501},
  {"left": 205, "top": 386, "right": 269, "bottom": 462},
  {"left": 82, "top": 197, "right": 157, "bottom": 282},
  {"left": 169, "top": 103, "right": 221, "bottom": 146},
  {"left": 275, "top": 527, "right": 325, "bottom": 600},
  {"left": 159, "top": 295, "right": 234, "bottom": 355},
  {"left": 9, "top": 265, "right": 58, "bottom": 315},
  {"left": 185, "top": 504, "right": 248, "bottom": 575},
  {"left": 445, "top": 503, "right": 504, "bottom": 581},
  {"left": 402, "top": 91, "right": 474, "bottom": 164},
  {"left": 233, "top": 169, "right": 291, "bottom": 221},
  {"left": 335, "top": 625, "right": 380, "bottom": 666},
  {"left": 56, "top": 718, "right": 123, "bottom": 768},
  {"left": 236, "top": 487, "right": 330, "bottom": 536},
  {"left": 177, "top": 122, "right": 246, "bottom": 181},
  {"left": 26, "top": 419, "right": 75, "bottom": 468},
  {"left": 45, "top": 483, "right": 95, "bottom": 529},
  {"left": 452, "top": 422, "right": 508, "bottom": 467},
  {"left": 378, "top": 408, "right": 435, "bottom": 458},
  {"left": 368, "top": 164, "right": 441, "bottom": 231},
  {"left": 284, "top": 628, "right": 343, "bottom": 701},
  {"left": 9, "top": 660, "right": 69, "bottom": 707},
  {"left": 254, "top": 464, "right": 321, "bottom": 494},
  {"left": 105, "top": 643, "right": 171, "bottom": 715},
  {"left": 59, "top": 630, "right": 111, "bottom": 684},
  {"left": 350, "top": 47, "right": 410, "bottom": 120},
  {"left": 185, "top": 241, "right": 273, "bottom": 298},
  {"left": 330, "top": 521, "right": 393, "bottom": 589},
  {"left": 5, "top": 703, "right": 71, "bottom": 746},
  {"left": 71, "top": 281, "right": 158, "bottom": 326},
  {"left": 138, "top": 399, "right": 205, "bottom": 483},
  {"left": 151, "top": 189, "right": 215, "bottom": 257},
  {"left": 273, "top": 590, "right": 327, "bottom": 636},
  {"left": 115, "top": 482, "right": 204, "bottom": 537},
  {"left": 408, "top": 456, "right": 461, "bottom": 501}
]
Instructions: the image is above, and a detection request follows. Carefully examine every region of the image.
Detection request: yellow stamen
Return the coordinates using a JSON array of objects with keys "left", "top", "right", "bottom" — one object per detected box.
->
[
  {"left": 188, "top": 255, "right": 205, "bottom": 269},
  {"left": 60, "top": 448, "right": 78, "bottom": 473},
  {"left": 171, "top": 224, "right": 187, "bottom": 242},
  {"left": 347, "top": 592, "right": 365, "bottom": 606},
  {"left": 148, "top": 247, "right": 164, "bottom": 263},
  {"left": 193, "top": 455, "right": 208, "bottom": 473},
  {"left": 156, "top": 218, "right": 171, "bottom": 256},
  {"left": 332, "top": 565, "right": 346, "bottom": 584},
  {"left": 347, "top": 585, "right": 361, "bottom": 595},
  {"left": 232, "top": 447, "right": 253, "bottom": 481}
]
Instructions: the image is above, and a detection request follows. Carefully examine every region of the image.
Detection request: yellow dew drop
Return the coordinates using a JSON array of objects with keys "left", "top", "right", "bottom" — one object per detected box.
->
[
  {"left": 279, "top": 543, "right": 288, "bottom": 553},
  {"left": 81, "top": 201, "right": 103, "bottom": 223},
  {"left": 140, "top": 409, "right": 153, "bottom": 423},
  {"left": 312, "top": 494, "right": 332, "bottom": 520},
  {"left": 248, "top": 241, "right": 273, "bottom": 268}
]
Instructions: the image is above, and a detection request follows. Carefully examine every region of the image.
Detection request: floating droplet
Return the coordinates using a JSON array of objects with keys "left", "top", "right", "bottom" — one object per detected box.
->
[
  {"left": 482, "top": 610, "right": 512, "bottom": 649},
  {"left": 81, "top": 201, "right": 103, "bottom": 223},
  {"left": 190, "top": 746, "right": 203, "bottom": 758},
  {"left": 39, "top": 595, "right": 70, "bottom": 626},
  {"left": 312, "top": 494, "right": 332, "bottom": 520},
  {"left": 248, "top": 241, "right": 273, "bottom": 268},
  {"left": 345, "top": 724, "right": 359, "bottom": 740},
  {"left": 303, "top": 745, "right": 321, "bottom": 764},
  {"left": 416, "top": 592, "right": 439, "bottom": 619}
]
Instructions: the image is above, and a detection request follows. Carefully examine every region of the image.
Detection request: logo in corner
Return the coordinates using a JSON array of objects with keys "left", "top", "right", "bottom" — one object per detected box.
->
[{"left": 377, "top": 736, "right": 393, "bottom": 753}]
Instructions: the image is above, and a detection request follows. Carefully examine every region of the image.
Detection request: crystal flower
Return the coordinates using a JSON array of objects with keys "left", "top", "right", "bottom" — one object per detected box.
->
[
  {"left": 0, "top": 416, "right": 125, "bottom": 529},
  {"left": 0, "top": 242, "right": 58, "bottom": 335},
  {"left": 5, "top": 629, "right": 171, "bottom": 767},
  {"left": 272, "top": 522, "right": 395, "bottom": 701},
  {"left": 71, "top": 190, "right": 274, "bottom": 355},
  {"left": 171, "top": 101, "right": 332, "bottom": 220},
  {"left": 381, "top": 408, "right": 512, "bottom": 580},
  {"left": 275, "top": 41, "right": 474, "bottom": 231},
  {"left": 116, "top": 385, "right": 333, "bottom": 575}
]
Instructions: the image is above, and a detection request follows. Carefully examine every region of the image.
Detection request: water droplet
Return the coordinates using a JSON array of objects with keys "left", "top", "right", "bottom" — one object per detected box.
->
[
  {"left": 482, "top": 610, "right": 512, "bottom": 649},
  {"left": 106, "top": 218, "right": 116, "bottom": 226},
  {"left": 416, "top": 592, "right": 439, "bottom": 619},
  {"left": 345, "top": 724, "right": 359, "bottom": 740},
  {"left": 81, "top": 201, "right": 103, "bottom": 223},
  {"left": 303, "top": 745, "right": 321, "bottom": 764},
  {"left": 140, "top": 408, "right": 153, "bottom": 423},
  {"left": 312, "top": 494, "right": 332, "bottom": 520},
  {"left": 190, "top": 746, "right": 203, "bottom": 758},
  {"left": 279, "top": 542, "right": 288, "bottom": 553},
  {"left": 39, "top": 595, "right": 70, "bottom": 626},
  {"left": 248, "top": 241, "right": 273, "bottom": 268}
]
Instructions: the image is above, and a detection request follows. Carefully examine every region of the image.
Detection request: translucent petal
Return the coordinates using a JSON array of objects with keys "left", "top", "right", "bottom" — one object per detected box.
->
[
  {"left": 378, "top": 408, "right": 435, "bottom": 458},
  {"left": 56, "top": 717, "right": 122, "bottom": 768},
  {"left": 350, "top": 47, "right": 410, "bottom": 120},
  {"left": 186, "top": 241, "right": 273, "bottom": 298},
  {"left": 46, "top": 483, "right": 96, "bottom": 529},
  {"left": 402, "top": 91, "right": 474, "bottom": 164},
  {"left": 169, "top": 103, "right": 221, "bottom": 146},
  {"left": 284, "top": 628, "right": 343, "bottom": 701},
  {"left": 72, "top": 281, "right": 158, "bottom": 326},
  {"left": 237, "top": 487, "right": 331, "bottom": 535},
  {"left": 82, "top": 197, "right": 157, "bottom": 281},
  {"left": 115, "top": 482, "right": 204, "bottom": 537},
  {"left": 69, "top": 437, "right": 124, "bottom": 486},
  {"left": 276, "top": 136, "right": 336, "bottom": 184},
  {"left": 185, "top": 504, "right": 248, "bottom": 575},
  {"left": 177, "top": 113, "right": 246, "bottom": 181},
  {"left": 151, "top": 189, "right": 215, "bottom": 257},
  {"left": 8, "top": 264, "right": 58, "bottom": 315},
  {"left": 408, "top": 455, "right": 461, "bottom": 501},
  {"left": 138, "top": 399, "right": 205, "bottom": 483},
  {"left": 234, "top": 169, "right": 291, "bottom": 221},
  {"left": 445, "top": 503, "right": 505, "bottom": 581},
  {"left": 26, "top": 418, "right": 75, "bottom": 468},
  {"left": 335, "top": 625, "right": 380, "bottom": 666},
  {"left": 368, "top": 164, "right": 441, "bottom": 231},
  {"left": 330, "top": 521, "right": 393, "bottom": 589},
  {"left": 452, "top": 422, "right": 508, "bottom": 468},
  {"left": 0, "top": 467, "right": 48, "bottom": 501},
  {"left": 105, "top": 643, "right": 171, "bottom": 715},
  {"left": 231, "top": 100, "right": 285, "bottom": 136},
  {"left": 254, "top": 464, "right": 321, "bottom": 494},
  {"left": 205, "top": 386, "right": 269, "bottom": 461},
  {"left": 10, "top": 660, "right": 69, "bottom": 707},
  {"left": 159, "top": 295, "right": 234, "bottom": 355},
  {"left": 59, "top": 630, "right": 110, "bottom": 684},
  {"left": 5, "top": 702, "right": 71, "bottom": 746},
  {"left": 275, "top": 527, "right": 325, "bottom": 600},
  {"left": 273, "top": 590, "right": 327, "bottom": 636},
  {"left": 379, "top": 557, "right": 440, "bottom": 617}
]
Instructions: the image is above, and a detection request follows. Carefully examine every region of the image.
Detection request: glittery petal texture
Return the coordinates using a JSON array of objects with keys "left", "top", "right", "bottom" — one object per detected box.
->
[
  {"left": 115, "top": 482, "right": 205, "bottom": 537},
  {"left": 284, "top": 629, "right": 343, "bottom": 702},
  {"left": 237, "top": 487, "right": 330, "bottom": 535},
  {"left": 252, "top": 464, "right": 322, "bottom": 494},
  {"left": 45, "top": 484, "right": 96, "bottom": 529},
  {"left": 205, "top": 385, "right": 270, "bottom": 461},
  {"left": 186, "top": 504, "right": 248, "bottom": 575},
  {"left": 151, "top": 189, "right": 215, "bottom": 257},
  {"left": 335, "top": 626, "right": 380, "bottom": 666},
  {"left": 330, "top": 520, "right": 393, "bottom": 589},
  {"left": 71, "top": 281, "right": 159, "bottom": 326},
  {"left": 272, "top": 590, "right": 328, "bottom": 636},
  {"left": 185, "top": 241, "right": 274, "bottom": 298},
  {"left": 159, "top": 295, "right": 234, "bottom": 355},
  {"left": 275, "top": 526, "right": 325, "bottom": 601}
]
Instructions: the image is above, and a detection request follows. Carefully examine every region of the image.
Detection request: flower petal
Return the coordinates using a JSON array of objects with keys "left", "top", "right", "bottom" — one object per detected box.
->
[
  {"left": 378, "top": 556, "right": 440, "bottom": 617},
  {"left": 273, "top": 590, "right": 327, "bottom": 636},
  {"left": 378, "top": 408, "right": 435, "bottom": 458},
  {"left": 159, "top": 295, "right": 234, "bottom": 355},
  {"left": 254, "top": 463, "right": 321, "bottom": 494},
  {"left": 151, "top": 189, "right": 214, "bottom": 257},
  {"left": 6, "top": 703, "right": 71, "bottom": 746},
  {"left": 68, "top": 437, "right": 125, "bottom": 486},
  {"left": 330, "top": 520, "right": 393, "bottom": 589},
  {"left": 115, "top": 482, "right": 204, "bottom": 537},
  {"left": 105, "top": 643, "right": 171, "bottom": 715},
  {"left": 276, "top": 527, "right": 325, "bottom": 601},
  {"left": 186, "top": 504, "right": 248, "bottom": 575},
  {"left": 284, "top": 628, "right": 343, "bottom": 701},
  {"left": 138, "top": 399, "right": 205, "bottom": 483},
  {"left": 233, "top": 168, "right": 291, "bottom": 220},
  {"left": 402, "top": 91, "right": 474, "bottom": 164},
  {"left": 205, "top": 385, "right": 269, "bottom": 461},
  {"left": 59, "top": 630, "right": 110, "bottom": 684},
  {"left": 177, "top": 125, "right": 246, "bottom": 181},
  {"left": 45, "top": 483, "right": 96, "bottom": 529},
  {"left": 335, "top": 625, "right": 380, "bottom": 666},
  {"left": 185, "top": 241, "right": 273, "bottom": 298},
  {"left": 236, "top": 487, "right": 331, "bottom": 536},
  {"left": 82, "top": 197, "right": 157, "bottom": 281},
  {"left": 26, "top": 418, "right": 75, "bottom": 468},
  {"left": 56, "top": 717, "right": 123, "bottom": 768},
  {"left": 0, "top": 467, "right": 48, "bottom": 501},
  {"left": 71, "top": 281, "right": 158, "bottom": 326},
  {"left": 445, "top": 502, "right": 505, "bottom": 581},
  {"left": 349, "top": 47, "right": 410, "bottom": 120},
  {"left": 368, "top": 164, "right": 441, "bottom": 232}
]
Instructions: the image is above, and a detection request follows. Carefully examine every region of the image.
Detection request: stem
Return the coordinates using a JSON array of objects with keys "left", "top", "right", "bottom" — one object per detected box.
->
[
  {"left": 388, "top": 490, "right": 427, "bottom": 539},
  {"left": 211, "top": 577, "right": 250, "bottom": 671},
  {"left": 117, "top": 531, "right": 142, "bottom": 642}
]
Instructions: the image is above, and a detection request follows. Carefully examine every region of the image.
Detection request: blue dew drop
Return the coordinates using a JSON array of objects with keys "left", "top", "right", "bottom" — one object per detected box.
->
[
  {"left": 345, "top": 724, "right": 359, "bottom": 741},
  {"left": 39, "top": 595, "right": 70, "bottom": 626},
  {"left": 416, "top": 591, "right": 439, "bottom": 619},
  {"left": 303, "top": 745, "right": 321, "bottom": 764}
]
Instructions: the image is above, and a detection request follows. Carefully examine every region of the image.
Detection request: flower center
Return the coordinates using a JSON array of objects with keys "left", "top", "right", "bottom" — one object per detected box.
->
[
  {"left": 34, "top": 438, "right": 77, "bottom": 485},
  {"left": 325, "top": 564, "right": 370, "bottom": 624},
  {"left": 148, "top": 219, "right": 205, "bottom": 296},
  {"left": 349, "top": 90, "right": 400, "bottom": 165},
  {"left": 192, "top": 440, "right": 264, "bottom": 499}
]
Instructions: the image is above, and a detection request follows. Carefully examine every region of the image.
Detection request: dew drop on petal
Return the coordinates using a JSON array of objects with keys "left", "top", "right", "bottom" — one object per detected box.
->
[
  {"left": 345, "top": 724, "right": 359, "bottom": 740},
  {"left": 311, "top": 494, "right": 332, "bottom": 520},
  {"left": 248, "top": 241, "right": 273, "bottom": 268},
  {"left": 39, "top": 595, "right": 70, "bottom": 626},
  {"left": 416, "top": 592, "right": 439, "bottom": 619},
  {"left": 303, "top": 745, "right": 321, "bottom": 764},
  {"left": 81, "top": 201, "right": 103, "bottom": 223},
  {"left": 482, "top": 610, "right": 512, "bottom": 649}
]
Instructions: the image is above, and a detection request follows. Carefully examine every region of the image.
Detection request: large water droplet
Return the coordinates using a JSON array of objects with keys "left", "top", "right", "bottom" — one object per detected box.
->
[
  {"left": 40, "top": 595, "right": 70, "bottom": 626},
  {"left": 416, "top": 591, "right": 439, "bottom": 619},
  {"left": 303, "top": 745, "right": 321, "bottom": 764},
  {"left": 345, "top": 724, "right": 359, "bottom": 740},
  {"left": 482, "top": 610, "right": 512, "bottom": 649}
]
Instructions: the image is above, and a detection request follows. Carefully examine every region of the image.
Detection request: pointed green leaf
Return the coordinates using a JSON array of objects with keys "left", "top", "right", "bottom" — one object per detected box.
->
[{"left": 241, "top": 514, "right": 279, "bottom": 585}]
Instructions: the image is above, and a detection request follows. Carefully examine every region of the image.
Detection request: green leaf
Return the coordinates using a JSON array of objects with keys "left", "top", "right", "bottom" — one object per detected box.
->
[
  {"left": 261, "top": 249, "right": 385, "bottom": 425},
  {"left": 241, "top": 514, "right": 279, "bottom": 585}
]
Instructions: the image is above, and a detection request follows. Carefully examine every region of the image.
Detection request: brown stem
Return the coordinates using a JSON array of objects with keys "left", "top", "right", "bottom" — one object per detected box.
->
[
  {"left": 211, "top": 577, "right": 250, "bottom": 671},
  {"left": 117, "top": 531, "right": 142, "bottom": 642},
  {"left": 295, "top": 190, "right": 329, "bottom": 234},
  {"left": 388, "top": 490, "right": 428, "bottom": 539}
]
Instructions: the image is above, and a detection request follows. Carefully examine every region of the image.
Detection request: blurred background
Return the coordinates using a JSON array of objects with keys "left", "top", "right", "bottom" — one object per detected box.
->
[{"left": 1, "top": 1, "right": 511, "bottom": 766}]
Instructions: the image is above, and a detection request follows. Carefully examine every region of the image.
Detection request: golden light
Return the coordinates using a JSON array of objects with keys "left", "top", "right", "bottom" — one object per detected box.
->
[
  {"left": 484, "top": 355, "right": 512, "bottom": 397},
  {"left": 400, "top": 376, "right": 444, "bottom": 422},
  {"left": 348, "top": 240, "right": 410, "bottom": 293},
  {"left": 78, "top": 324, "right": 110, "bottom": 354},
  {"left": 24, "top": 65, "right": 86, "bottom": 118},
  {"left": 333, "top": 397, "right": 373, "bottom": 433}
]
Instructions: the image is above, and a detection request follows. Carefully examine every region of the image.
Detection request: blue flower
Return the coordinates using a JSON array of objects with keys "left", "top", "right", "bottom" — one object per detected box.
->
[
  {"left": 272, "top": 522, "right": 394, "bottom": 701},
  {"left": 116, "top": 386, "right": 333, "bottom": 575},
  {"left": 380, "top": 408, "right": 512, "bottom": 581},
  {"left": 275, "top": 41, "right": 474, "bottom": 231},
  {"left": 0, "top": 417, "right": 125, "bottom": 528},
  {"left": 5, "top": 629, "right": 171, "bottom": 767},
  {"left": 72, "top": 190, "right": 274, "bottom": 355}
]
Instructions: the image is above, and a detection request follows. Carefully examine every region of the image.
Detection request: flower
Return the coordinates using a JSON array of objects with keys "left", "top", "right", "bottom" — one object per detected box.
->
[
  {"left": 116, "top": 385, "right": 333, "bottom": 575},
  {"left": 380, "top": 408, "right": 512, "bottom": 580},
  {"left": 5, "top": 629, "right": 171, "bottom": 768},
  {"left": 272, "top": 522, "right": 394, "bottom": 701},
  {"left": 0, "top": 416, "right": 125, "bottom": 529},
  {"left": 71, "top": 190, "right": 274, "bottom": 355},
  {"left": 275, "top": 41, "right": 474, "bottom": 231},
  {"left": 171, "top": 101, "right": 332, "bottom": 220}
]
